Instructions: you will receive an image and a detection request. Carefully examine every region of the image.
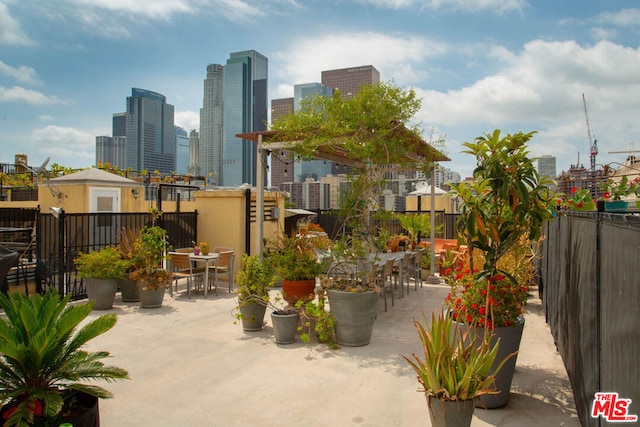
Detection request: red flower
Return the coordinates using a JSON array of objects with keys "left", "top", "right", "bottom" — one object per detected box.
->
[
  {"left": 571, "top": 187, "right": 577, "bottom": 194},
  {"left": 603, "top": 192, "right": 610, "bottom": 199}
]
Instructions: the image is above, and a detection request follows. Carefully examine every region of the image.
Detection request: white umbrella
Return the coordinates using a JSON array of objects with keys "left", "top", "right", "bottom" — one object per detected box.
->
[{"left": 408, "top": 181, "right": 448, "bottom": 195}]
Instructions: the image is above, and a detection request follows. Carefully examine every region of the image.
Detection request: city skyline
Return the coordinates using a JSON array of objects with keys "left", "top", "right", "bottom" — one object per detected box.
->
[{"left": 1, "top": 1, "right": 639, "bottom": 179}]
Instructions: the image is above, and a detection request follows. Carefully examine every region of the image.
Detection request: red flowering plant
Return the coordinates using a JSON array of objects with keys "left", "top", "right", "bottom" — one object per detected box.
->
[
  {"left": 557, "top": 187, "right": 596, "bottom": 211},
  {"left": 599, "top": 175, "right": 640, "bottom": 201},
  {"left": 445, "top": 263, "right": 528, "bottom": 329}
]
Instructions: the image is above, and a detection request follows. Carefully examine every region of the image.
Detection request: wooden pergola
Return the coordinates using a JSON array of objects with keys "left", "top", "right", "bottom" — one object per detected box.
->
[{"left": 236, "top": 130, "right": 450, "bottom": 282}]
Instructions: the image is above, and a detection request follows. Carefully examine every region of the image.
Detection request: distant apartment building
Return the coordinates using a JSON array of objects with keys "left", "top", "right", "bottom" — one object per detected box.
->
[
  {"left": 199, "top": 64, "right": 224, "bottom": 182},
  {"left": 222, "top": 50, "right": 268, "bottom": 186},
  {"left": 281, "top": 180, "right": 331, "bottom": 210},
  {"left": 125, "top": 88, "right": 175, "bottom": 174}
]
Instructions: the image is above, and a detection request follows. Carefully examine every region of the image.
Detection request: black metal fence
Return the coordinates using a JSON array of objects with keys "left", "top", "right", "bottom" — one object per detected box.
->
[
  {"left": 1, "top": 208, "right": 197, "bottom": 300},
  {"left": 315, "top": 209, "right": 459, "bottom": 241},
  {"left": 540, "top": 210, "right": 640, "bottom": 426}
]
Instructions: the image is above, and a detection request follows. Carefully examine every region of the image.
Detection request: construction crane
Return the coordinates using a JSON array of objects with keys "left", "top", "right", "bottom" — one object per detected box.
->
[{"left": 582, "top": 93, "right": 598, "bottom": 172}]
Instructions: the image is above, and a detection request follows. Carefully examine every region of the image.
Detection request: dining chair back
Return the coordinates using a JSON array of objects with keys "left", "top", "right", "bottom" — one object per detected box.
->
[
  {"left": 379, "top": 259, "right": 396, "bottom": 312},
  {"left": 208, "top": 248, "right": 235, "bottom": 295},
  {"left": 169, "top": 252, "right": 204, "bottom": 298}
]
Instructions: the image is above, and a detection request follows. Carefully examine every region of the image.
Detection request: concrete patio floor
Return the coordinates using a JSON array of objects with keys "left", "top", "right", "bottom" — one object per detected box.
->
[{"left": 85, "top": 280, "right": 581, "bottom": 426}]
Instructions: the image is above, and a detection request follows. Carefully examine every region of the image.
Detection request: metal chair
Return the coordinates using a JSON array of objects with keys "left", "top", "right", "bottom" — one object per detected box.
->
[
  {"left": 378, "top": 258, "right": 396, "bottom": 312},
  {"left": 391, "top": 252, "right": 411, "bottom": 298},
  {"left": 169, "top": 252, "right": 204, "bottom": 298},
  {"left": 408, "top": 249, "right": 424, "bottom": 289},
  {"left": 208, "top": 248, "right": 235, "bottom": 295}
]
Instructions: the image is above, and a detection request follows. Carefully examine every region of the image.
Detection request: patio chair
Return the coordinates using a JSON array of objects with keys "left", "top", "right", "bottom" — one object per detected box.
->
[
  {"left": 408, "top": 249, "right": 424, "bottom": 289},
  {"left": 0, "top": 246, "right": 20, "bottom": 296},
  {"left": 391, "top": 252, "right": 411, "bottom": 298},
  {"left": 378, "top": 258, "right": 396, "bottom": 312},
  {"left": 208, "top": 247, "right": 235, "bottom": 295},
  {"left": 169, "top": 252, "right": 204, "bottom": 298}
]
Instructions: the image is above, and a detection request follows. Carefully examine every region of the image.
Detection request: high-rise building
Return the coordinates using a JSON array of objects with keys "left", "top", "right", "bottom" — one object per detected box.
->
[
  {"left": 199, "top": 64, "right": 224, "bottom": 182},
  {"left": 222, "top": 50, "right": 268, "bottom": 186},
  {"left": 175, "top": 126, "right": 189, "bottom": 175},
  {"left": 95, "top": 135, "right": 125, "bottom": 168},
  {"left": 321, "top": 65, "right": 380, "bottom": 99},
  {"left": 270, "top": 97, "right": 294, "bottom": 189},
  {"left": 112, "top": 113, "right": 126, "bottom": 137},
  {"left": 125, "top": 88, "right": 175, "bottom": 174},
  {"left": 188, "top": 129, "right": 201, "bottom": 176},
  {"left": 538, "top": 155, "right": 557, "bottom": 180}
]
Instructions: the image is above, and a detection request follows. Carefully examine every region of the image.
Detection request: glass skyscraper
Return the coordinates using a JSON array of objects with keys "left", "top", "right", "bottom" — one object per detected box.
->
[
  {"left": 222, "top": 50, "right": 268, "bottom": 186},
  {"left": 199, "top": 64, "right": 224, "bottom": 183},
  {"left": 125, "top": 88, "right": 175, "bottom": 174},
  {"left": 175, "top": 126, "right": 189, "bottom": 175}
]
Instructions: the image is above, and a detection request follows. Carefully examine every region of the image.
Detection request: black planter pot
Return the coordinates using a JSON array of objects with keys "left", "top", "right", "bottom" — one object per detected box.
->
[
  {"left": 61, "top": 391, "right": 100, "bottom": 427},
  {"left": 271, "top": 311, "right": 299, "bottom": 344},
  {"left": 427, "top": 396, "right": 474, "bottom": 427}
]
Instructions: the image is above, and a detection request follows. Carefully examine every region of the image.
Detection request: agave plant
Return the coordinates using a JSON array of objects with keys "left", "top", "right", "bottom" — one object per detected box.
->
[
  {"left": 403, "top": 310, "right": 513, "bottom": 401},
  {"left": 0, "top": 291, "right": 130, "bottom": 426}
]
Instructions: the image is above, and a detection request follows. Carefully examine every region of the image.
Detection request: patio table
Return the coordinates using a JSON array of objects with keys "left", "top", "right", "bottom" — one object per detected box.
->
[{"left": 189, "top": 252, "right": 219, "bottom": 297}]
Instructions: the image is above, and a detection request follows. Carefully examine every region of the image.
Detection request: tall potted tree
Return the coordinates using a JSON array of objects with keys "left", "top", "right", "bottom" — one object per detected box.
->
[
  {"left": 0, "top": 291, "right": 129, "bottom": 427},
  {"left": 447, "top": 129, "right": 555, "bottom": 408},
  {"left": 271, "top": 82, "right": 448, "bottom": 347}
]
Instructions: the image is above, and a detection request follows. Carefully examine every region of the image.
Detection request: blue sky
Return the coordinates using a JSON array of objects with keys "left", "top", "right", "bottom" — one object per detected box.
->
[{"left": 1, "top": 0, "right": 639, "bottom": 179}]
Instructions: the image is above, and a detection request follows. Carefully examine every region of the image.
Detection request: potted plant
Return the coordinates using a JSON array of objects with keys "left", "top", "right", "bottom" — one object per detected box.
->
[
  {"left": 600, "top": 174, "right": 639, "bottom": 211},
  {"left": 266, "top": 293, "right": 300, "bottom": 345},
  {"left": 296, "top": 291, "right": 338, "bottom": 349},
  {"left": 448, "top": 129, "right": 555, "bottom": 408},
  {"left": 234, "top": 253, "right": 278, "bottom": 332},
  {"left": 267, "top": 233, "right": 327, "bottom": 306},
  {"left": 403, "top": 310, "right": 513, "bottom": 427},
  {"left": 557, "top": 187, "right": 596, "bottom": 211},
  {"left": 0, "top": 291, "right": 130, "bottom": 427},
  {"left": 129, "top": 210, "right": 171, "bottom": 308},
  {"left": 74, "top": 246, "right": 128, "bottom": 310},
  {"left": 116, "top": 227, "right": 142, "bottom": 302}
]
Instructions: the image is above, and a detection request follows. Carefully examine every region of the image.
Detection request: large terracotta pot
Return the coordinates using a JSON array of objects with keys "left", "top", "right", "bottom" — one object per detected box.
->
[
  {"left": 327, "top": 290, "right": 378, "bottom": 347},
  {"left": 282, "top": 279, "right": 316, "bottom": 305},
  {"left": 85, "top": 278, "right": 119, "bottom": 310}
]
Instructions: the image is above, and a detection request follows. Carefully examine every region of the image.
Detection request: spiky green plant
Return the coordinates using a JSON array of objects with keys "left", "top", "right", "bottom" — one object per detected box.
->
[
  {"left": 403, "top": 311, "right": 514, "bottom": 401},
  {"left": 0, "top": 291, "right": 130, "bottom": 426}
]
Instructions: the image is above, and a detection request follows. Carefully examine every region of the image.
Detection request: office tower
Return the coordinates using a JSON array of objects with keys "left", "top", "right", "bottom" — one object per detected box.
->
[
  {"left": 538, "top": 155, "right": 557, "bottom": 180},
  {"left": 222, "top": 50, "right": 268, "bottom": 186},
  {"left": 293, "top": 83, "right": 334, "bottom": 182},
  {"left": 96, "top": 135, "right": 126, "bottom": 168},
  {"left": 199, "top": 64, "right": 224, "bottom": 182},
  {"left": 270, "top": 97, "right": 294, "bottom": 189},
  {"left": 188, "top": 129, "right": 201, "bottom": 176},
  {"left": 112, "top": 113, "right": 126, "bottom": 137},
  {"left": 125, "top": 88, "right": 175, "bottom": 174},
  {"left": 321, "top": 65, "right": 380, "bottom": 100},
  {"left": 175, "top": 126, "right": 189, "bottom": 175}
]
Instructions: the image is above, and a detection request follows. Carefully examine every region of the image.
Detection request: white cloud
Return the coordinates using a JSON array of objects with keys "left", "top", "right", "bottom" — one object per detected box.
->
[
  {"left": 32, "top": 125, "right": 95, "bottom": 163},
  {"left": 0, "top": 61, "right": 40, "bottom": 84},
  {"left": 275, "top": 32, "right": 448, "bottom": 87},
  {"left": 0, "top": 3, "right": 34, "bottom": 46},
  {"left": 175, "top": 110, "right": 200, "bottom": 131},
  {"left": 0, "top": 86, "right": 68, "bottom": 105},
  {"left": 72, "top": 0, "right": 193, "bottom": 20},
  {"left": 422, "top": 0, "right": 528, "bottom": 13},
  {"left": 594, "top": 8, "right": 640, "bottom": 28}
]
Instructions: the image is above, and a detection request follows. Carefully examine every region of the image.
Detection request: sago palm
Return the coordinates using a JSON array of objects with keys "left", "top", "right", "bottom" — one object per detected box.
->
[{"left": 0, "top": 291, "right": 129, "bottom": 426}]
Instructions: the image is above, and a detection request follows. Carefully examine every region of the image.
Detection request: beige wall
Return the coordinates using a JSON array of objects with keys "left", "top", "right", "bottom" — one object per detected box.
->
[{"left": 405, "top": 195, "right": 456, "bottom": 213}]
